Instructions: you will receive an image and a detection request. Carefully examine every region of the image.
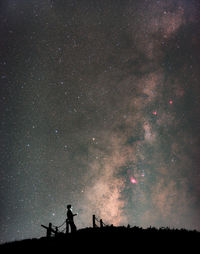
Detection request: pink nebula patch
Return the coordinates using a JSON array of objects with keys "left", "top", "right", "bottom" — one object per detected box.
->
[{"left": 130, "top": 177, "right": 137, "bottom": 184}]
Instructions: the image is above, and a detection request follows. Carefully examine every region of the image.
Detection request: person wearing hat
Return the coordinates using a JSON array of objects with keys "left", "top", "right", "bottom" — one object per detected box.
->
[{"left": 67, "top": 204, "right": 77, "bottom": 232}]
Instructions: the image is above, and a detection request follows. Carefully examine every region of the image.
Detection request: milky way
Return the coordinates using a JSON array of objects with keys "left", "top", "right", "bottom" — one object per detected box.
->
[{"left": 0, "top": 0, "right": 200, "bottom": 243}]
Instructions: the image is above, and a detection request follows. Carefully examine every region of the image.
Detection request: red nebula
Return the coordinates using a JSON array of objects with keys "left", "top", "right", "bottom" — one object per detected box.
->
[
  {"left": 130, "top": 177, "right": 137, "bottom": 184},
  {"left": 153, "top": 111, "right": 157, "bottom": 115},
  {"left": 169, "top": 100, "right": 173, "bottom": 104}
]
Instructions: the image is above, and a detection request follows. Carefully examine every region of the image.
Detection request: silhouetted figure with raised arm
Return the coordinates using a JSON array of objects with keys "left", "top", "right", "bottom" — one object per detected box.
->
[{"left": 67, "top": 204, "right": 77, "bottom": 233}]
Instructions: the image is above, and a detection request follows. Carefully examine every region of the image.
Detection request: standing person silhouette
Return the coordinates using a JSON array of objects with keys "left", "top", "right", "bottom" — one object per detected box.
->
[{"left": 67, "top": 204, "right": 77, "bottom": 233}]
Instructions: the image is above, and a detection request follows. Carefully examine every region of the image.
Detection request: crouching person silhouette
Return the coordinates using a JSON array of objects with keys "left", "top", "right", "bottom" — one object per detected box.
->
[{"left": 67, "top": 204, "right": 78, "bottom": 233}]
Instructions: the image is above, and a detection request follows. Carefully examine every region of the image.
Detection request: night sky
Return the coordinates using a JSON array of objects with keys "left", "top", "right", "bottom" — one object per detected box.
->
[{"left": 0, "top": 0, "right": 200, "bottom": 243}]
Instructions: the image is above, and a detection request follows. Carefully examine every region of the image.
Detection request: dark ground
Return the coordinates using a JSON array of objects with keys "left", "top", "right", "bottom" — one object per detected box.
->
[{"left": 0, "top": 226, "right": 199, "bottom": 253}]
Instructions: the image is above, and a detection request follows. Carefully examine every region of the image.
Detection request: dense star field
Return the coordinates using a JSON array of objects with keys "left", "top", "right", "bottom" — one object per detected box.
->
[{"left": 0, "top": 0, "right": 200, "bottom": 243}]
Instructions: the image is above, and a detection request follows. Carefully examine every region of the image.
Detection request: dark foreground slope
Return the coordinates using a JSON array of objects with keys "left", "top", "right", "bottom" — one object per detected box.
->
[{"left": 1, "top": 226, "right": 199, "bottom": 253}]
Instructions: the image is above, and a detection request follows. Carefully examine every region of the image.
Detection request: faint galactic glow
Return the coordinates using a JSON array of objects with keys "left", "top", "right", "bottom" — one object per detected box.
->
[{"left": 130, "top": 177, "right": 137, "bottom": 184}]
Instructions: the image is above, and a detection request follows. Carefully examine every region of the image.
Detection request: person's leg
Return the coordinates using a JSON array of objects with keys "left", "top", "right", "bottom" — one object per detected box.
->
[
  {"left": 71, "top": 222, "right": 77, "bottom": 232},
  {"left": 69, "top": 222, "right": 72, "bottom": 233}
]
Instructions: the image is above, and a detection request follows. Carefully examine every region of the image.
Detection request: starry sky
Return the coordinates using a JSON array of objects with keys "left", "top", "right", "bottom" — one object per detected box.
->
[{"left": 0, "top": 0, "right": 200, "bottom": 243}]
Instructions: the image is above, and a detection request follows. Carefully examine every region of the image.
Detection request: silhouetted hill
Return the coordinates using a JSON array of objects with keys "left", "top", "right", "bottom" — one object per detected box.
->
[{"left": 1, "top": 226, "right": 199, "bottom": 252}]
